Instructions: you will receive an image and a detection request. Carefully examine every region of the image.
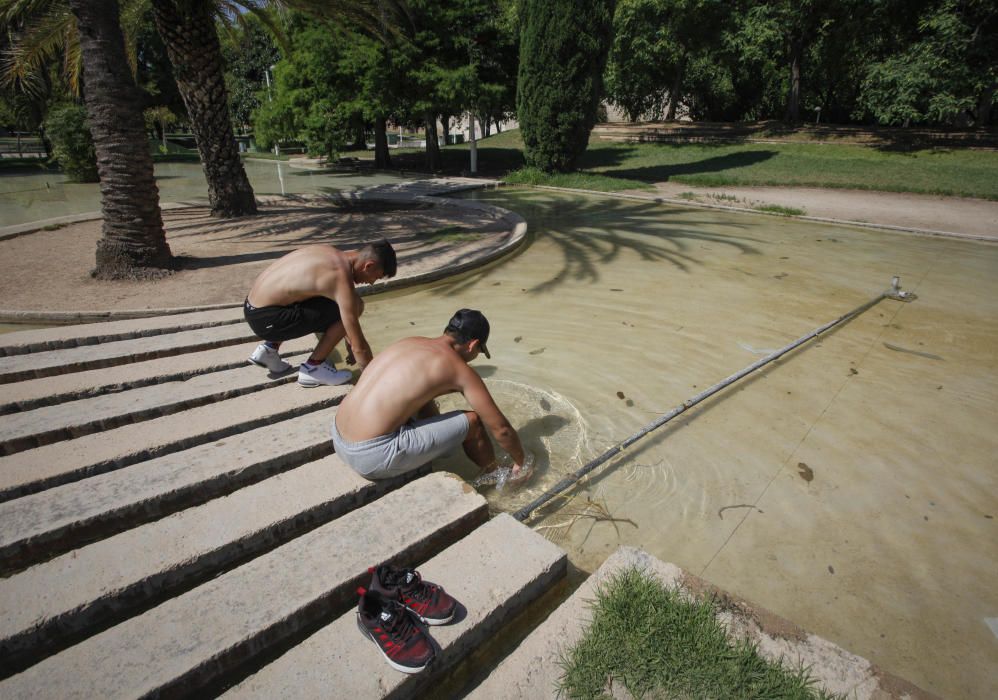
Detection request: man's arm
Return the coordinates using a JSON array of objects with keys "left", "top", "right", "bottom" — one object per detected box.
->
[
  {"left": 326, "top": 273, "right": 373, "bottom": 368},
  {"left": 457, "top": 365, "right": 526, "bottom": 467}
]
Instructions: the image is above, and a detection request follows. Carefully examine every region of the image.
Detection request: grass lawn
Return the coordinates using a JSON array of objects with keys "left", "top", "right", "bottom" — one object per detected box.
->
[
  {"left": 371, "top": 128, "right": 998, "bottom": 201},
  {"left": 559, "top": 567, "right": 839, "bottom": 700}
]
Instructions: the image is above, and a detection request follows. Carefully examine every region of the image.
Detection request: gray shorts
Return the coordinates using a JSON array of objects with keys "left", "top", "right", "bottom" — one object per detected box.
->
[{"left": 331, "top": 410, "right": 470, "bottom": 480}]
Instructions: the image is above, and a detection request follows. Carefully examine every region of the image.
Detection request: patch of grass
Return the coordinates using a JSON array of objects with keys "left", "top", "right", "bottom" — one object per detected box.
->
[
  {"left": 152, "top": 153, "right": 201, "bottom": 163},
  {"left": 710, "top": 192, "right": 741, "bottom": 203},
  {"left": 504, "top": 166, "right": 651, "bottom": 191},
  {"left": 41, "top": 223, "right": 66, "bottom": 231},
  {"left": 754, "top": 204, "right": 806, "bottom": 216},
  {"left": 558, "top": 568, "right": 840, "bottom": 700},
  {"left": 240, "top": 151, "right": 291, "bottom": 161},
  {"left": 342, "top": 127, "right": 998, "bottom": 200},
  {"left": 677, "top": 191, "right": 699, "bottom": 200},
  {"left": 423, "top": 225, "right": 480, "bottom": 242}
]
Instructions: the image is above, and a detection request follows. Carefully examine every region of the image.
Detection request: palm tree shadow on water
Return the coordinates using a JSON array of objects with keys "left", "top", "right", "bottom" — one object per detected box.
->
[{"left": 431, "top": 190, "right": 763, "bottom": 297}]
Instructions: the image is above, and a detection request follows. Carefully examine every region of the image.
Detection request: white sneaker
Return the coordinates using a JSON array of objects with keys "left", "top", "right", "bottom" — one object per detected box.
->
[
  {"left": 298, "top": 361, "right": 352, "bottom": 387},
  {"left": 249, "top": 343, "right": 292, "bottom": 373}
]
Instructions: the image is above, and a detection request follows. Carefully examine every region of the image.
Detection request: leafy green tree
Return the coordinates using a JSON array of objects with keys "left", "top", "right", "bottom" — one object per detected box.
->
[
  {"left": 219, "top": 12, "right": 281, "bottom": 134},
  {"left": 42, "top": 101, "right": 97, "bottom": 180},
  {"left": 252, "top": 15, "right": 362, "bottom": 158},
  {"left": 606, "top": 0, "right": 729, "bottom": 121},
  {"left": 857, "top": 0, "right": 997, "bottom": 126},
  {"left": 518, "top": 0, "right": 615, "bottom": 172}
]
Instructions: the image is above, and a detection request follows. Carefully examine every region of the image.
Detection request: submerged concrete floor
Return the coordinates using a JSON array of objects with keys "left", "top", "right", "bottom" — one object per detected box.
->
[
  {"left": 359, "top": 188, "right": 998, "bottom": 699},
  {"left": 1, "top": 183, "right": 993, "bottom": 697}
]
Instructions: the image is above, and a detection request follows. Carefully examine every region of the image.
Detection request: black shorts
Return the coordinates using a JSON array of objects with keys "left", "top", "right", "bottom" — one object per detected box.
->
[{"left": 244, "top": 297, "right": 342, "bottom": 342}]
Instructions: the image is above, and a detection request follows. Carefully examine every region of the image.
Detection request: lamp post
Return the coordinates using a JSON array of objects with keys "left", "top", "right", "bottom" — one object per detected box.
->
[
  {"left": 814, "top": 106, "right": 822, "bottom": 126},
  {"left": 265, "top": 65, "right": 279, "bottom": 157}
]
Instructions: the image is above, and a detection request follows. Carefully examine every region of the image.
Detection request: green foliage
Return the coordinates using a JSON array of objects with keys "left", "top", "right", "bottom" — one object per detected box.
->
[
  {"left": 251, "top": 16, "right": 358, "bottom": 157},
  {"left": 558, "top": 567, "right": 839, "bottom": 699},
  {"left": 606, "top": 0, "right": 730, "bottom": 121},
  {"left": 220, "top": 12, "right": 282, "bottom": 133},
  {"left": 857, "top": 0, "right": 997, "bottom": 126},
  {"left": 42, "top": 102, "right": 97, "bottom": 182},
  {"left": 517, "top": 0, "right": 616, "bottom": 172}
]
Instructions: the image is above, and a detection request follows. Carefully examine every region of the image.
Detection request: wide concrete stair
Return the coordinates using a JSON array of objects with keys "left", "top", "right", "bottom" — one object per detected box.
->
[{"left": 0, "top": 316, "right": 569, "bottom": 698}]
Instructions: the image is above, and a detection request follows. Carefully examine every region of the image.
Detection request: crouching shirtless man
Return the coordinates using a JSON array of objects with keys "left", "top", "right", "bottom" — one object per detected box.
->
[
  {"left": 244, "top": 240, "right": 396, "bottom": 387},
  {"left": 332, "top": 309, "right": 531, "bottom": 482}
]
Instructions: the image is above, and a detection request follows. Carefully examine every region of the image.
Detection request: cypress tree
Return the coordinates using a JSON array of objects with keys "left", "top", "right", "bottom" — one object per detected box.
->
[{"left": 517, "top": 0, "right": 616, "bottom": 172}]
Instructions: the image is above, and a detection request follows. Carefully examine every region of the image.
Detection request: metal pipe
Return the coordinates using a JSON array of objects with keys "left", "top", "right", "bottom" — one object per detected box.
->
[{"left": 512, "top": 277, "right": 916, "bottom": 522}]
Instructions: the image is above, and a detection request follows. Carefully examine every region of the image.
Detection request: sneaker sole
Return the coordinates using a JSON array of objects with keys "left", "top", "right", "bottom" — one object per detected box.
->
[
  {"left": 297, "top": 375, "right": 351, "bottom": 387},
  {"left": 356, "top": 617, "right": 430, "bottom": 673},
  {"left": 410, "top": 608, "right": 454, "bottom": 626},
  {"left": 248, "top": 358, "right": 291, "bottom": 373}
]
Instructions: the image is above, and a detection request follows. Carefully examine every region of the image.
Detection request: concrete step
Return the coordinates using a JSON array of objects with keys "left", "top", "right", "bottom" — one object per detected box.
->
[
  {"left": 0, "top": 453, "right": 429, "bottom": 675},
  {"left": 0, "top": 380, "right": 346, "bottom": 502},
  {"left": 0, "top": 336, "right": 313, "bottom": 415},
  {"left": 0, "top": 307, "right": 242, "bottom": 357},
  {"left": 0, "top": 322, "right": 258, "bottom": 384},
  {"left": 0, "top": 352, "right": 314, "bottom": 456},
  {"left": 0, "top": 473, "right": 487, "bottom": 699},
  {"left": 225, "top": 513, "right": 567, "bottom": 700},
  {"left": 0, "top": 409, "right": 335, "bottom": 573},
  {"left": 466, "top": 548, "right": 627, "bottom": 699}
]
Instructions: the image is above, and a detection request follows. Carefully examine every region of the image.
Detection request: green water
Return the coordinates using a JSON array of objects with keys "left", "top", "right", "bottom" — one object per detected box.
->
[
  {"left": 360, "top": 187, "right": 997, "bottom": 698},
  {"left": 0, "top": 160, "right": 407, "bottom": 228}
]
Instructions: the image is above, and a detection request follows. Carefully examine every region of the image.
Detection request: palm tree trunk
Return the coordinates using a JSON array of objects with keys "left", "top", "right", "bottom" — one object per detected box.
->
[
  {"left": 67, "top": 0, "right": 173, "bottom": 279},
  {"left": 151, "top": 0, "right": 256, "bottom": 218}
]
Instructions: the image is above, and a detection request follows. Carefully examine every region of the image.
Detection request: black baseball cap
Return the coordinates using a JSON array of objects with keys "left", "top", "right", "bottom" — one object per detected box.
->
[{"left": 445, "top": 308, "right": 491, "bottom": 358}]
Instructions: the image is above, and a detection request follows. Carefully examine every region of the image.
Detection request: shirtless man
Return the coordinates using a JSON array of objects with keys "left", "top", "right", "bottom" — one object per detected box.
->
[
  {"left": 332, "top": 309, "right": 530, "bottom": 481},
  {"left": 244, "top": 240, "right": 396, "bottom": 387}
]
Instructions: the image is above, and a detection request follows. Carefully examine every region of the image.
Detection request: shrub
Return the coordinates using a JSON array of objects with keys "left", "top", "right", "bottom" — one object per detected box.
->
[
  {"left": 43, "top": 103, "right": 98, "bottom": 182},
  {"left": 516, "top": 0, "right": 615, "bottom": 172}
]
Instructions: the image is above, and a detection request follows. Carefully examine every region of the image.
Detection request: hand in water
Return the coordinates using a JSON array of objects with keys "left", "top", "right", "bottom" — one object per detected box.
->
[{"left": 472, "top": 451, "right": 535, "bottom": 491}]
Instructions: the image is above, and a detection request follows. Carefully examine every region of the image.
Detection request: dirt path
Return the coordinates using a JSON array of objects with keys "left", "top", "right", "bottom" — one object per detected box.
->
[{"left": 637, "top": 182, "right": 998, "bottom": 240}]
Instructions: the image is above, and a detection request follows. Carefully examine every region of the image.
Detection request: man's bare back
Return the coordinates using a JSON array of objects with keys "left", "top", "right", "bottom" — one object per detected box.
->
[
  {"left": 332, "top": 310, "right": 528, "bottom": 479},
  {"left": 337, "top": 337, "right": 468, "bottom": 440},
  {"left": 247, "top": 245, "right": 352, "bottom": 308}
]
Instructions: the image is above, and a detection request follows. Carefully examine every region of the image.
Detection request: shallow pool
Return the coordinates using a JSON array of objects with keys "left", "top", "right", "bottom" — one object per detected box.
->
[
  {"left": 0, "top": 160, "right": 408, "bottom": 227},
  {"left": 358, "top": 187, "right": 997, "bottom": 698}
]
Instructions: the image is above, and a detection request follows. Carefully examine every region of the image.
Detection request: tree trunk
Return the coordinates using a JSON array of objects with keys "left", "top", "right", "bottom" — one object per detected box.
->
[
  {"left": 67, "top": 0, "right": 173, "bottom": 279},
  {"left": 482, "top": 114, "right": 491, "bottom": 137},
  {"left": 440, "top": 113, "right": 451, "bottom": 145},
  {"left": 374, "top": 116, "right": 390, "bottom": 168},
  {"left": 424, "top": 112, "right": 440, "bottom": 171},
  {"left": 784, "top": 41, "right": 802, "bottom": 124},
  {"left": 665, "top": 59, "right": 684, "bottom": 121},
  {"left": 977, "top": 80, "right": 996, "bottom": 126},
  {"left": 151, "top": 0, "right": 256, "bottom": 218},
  {"left": 350, "top": 116, "right": 367, "bottom": 151}
]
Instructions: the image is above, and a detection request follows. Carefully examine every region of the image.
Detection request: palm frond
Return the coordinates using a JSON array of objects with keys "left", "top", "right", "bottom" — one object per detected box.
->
[{"left": 1, "top": 2, "right": 75, "bottom": 95}]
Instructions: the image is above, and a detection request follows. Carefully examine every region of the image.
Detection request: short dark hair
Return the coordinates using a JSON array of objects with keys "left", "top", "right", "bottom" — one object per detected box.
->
[{"left": 361, "top": 239, "right": 397, "bottom": 278}]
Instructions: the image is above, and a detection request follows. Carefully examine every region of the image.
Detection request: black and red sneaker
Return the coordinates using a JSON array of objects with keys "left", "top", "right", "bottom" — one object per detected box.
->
[
  {"left": 369, "top": 564, "right": 457, "bottom": 626},
  {"left": 355, "top": 587, "right": 434, "bottom": 674}
]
